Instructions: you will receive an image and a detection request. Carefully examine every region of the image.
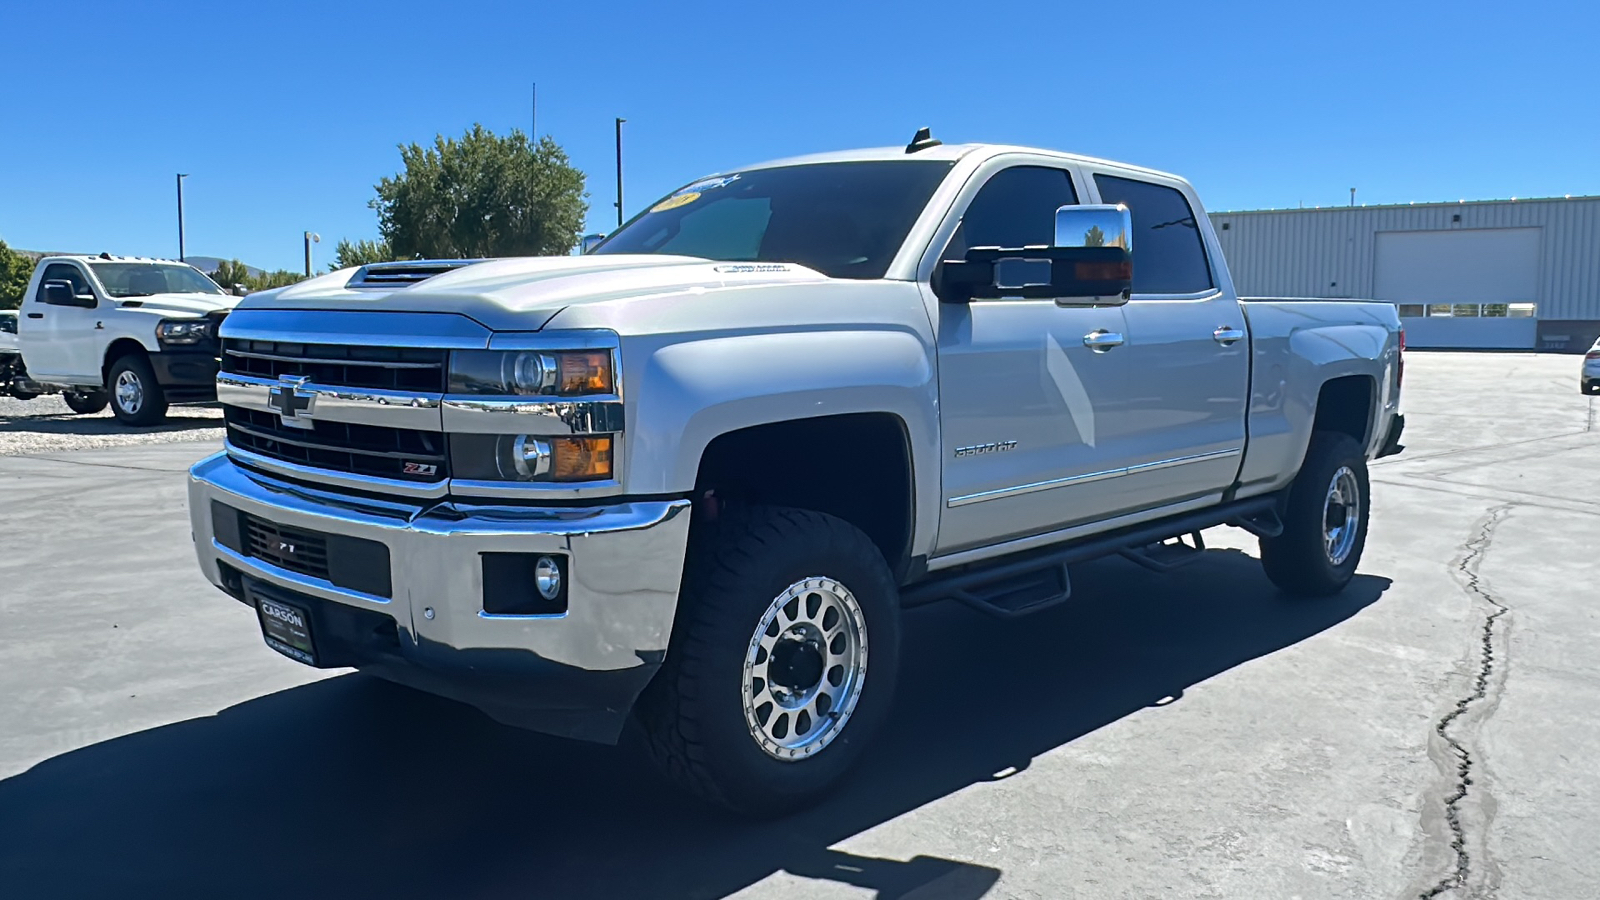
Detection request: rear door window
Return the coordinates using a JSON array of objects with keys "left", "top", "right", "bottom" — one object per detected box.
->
[{"left": 1093, "top": 175, "right": 1214, "bottom": 295}]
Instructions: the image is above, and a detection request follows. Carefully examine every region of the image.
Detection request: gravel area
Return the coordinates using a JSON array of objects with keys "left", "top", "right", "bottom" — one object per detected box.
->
[{"left": 0, "top": 393, "right": 222, "bottom": 456}]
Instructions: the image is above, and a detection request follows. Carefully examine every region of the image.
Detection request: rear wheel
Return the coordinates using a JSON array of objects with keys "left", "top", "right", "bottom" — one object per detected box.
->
[
  {"left": 107, "top": 355, "right": 168, "bottom": 426},
  {"left": 1260, "top": 432, "right": 1370, "bottom": 597},
  {"left": 63, "top": 390, "right": 108, "bottom": 415},
  {"left": 638, "top": 504, "right": 901, "bottom": 816}
]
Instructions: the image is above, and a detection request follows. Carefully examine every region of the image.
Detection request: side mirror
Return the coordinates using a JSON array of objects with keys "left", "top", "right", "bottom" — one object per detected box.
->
[
  {"left": 580, "top": 233, "right": 607, "bottom": 254},
  {"left": 939, "top": 204, "right": 1133, "bottom": 304},
  {"left": 42, "top": 280, "right": 93, "bottom": 307}
]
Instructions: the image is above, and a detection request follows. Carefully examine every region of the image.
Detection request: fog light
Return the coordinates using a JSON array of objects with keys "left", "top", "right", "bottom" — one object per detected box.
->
[
  {"left": 534, "top": 556, "right": 562, "bottom": 601},
  {"left": 482, "top": 553, "right": 568, "bottom": 615}
]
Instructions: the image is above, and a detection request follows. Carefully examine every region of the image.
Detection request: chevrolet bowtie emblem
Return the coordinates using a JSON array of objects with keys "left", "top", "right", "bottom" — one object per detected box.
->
[{"left": 267, "top": 376, "right": 315, "bottom": 429}]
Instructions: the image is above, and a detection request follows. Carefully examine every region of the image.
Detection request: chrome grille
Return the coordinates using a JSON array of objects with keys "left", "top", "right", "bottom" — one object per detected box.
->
[
  {"left": 221, "top": 339, "right": 447, "bottom": 392},
  {"left": 225, "top": 406, "right": 448, "bottom": 483},
  {"left": 244, "top": 514, "right": 330, "bottom": 580}
]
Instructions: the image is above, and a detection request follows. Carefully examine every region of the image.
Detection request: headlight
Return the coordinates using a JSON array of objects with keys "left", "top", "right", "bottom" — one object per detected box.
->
[
  {"left": 449, "top": 434, "right": 614, "bottom": 483},
  {"left": 450, "top": 350, "right": 615, "bottom": 396},
  {"left": 157, "top": 320, "right": 209, "bottom": 345}
]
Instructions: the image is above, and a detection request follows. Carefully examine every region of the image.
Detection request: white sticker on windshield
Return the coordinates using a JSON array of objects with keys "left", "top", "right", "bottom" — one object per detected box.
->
[{"left": 677, "top": 174, "right": 739, "bottom": 195}]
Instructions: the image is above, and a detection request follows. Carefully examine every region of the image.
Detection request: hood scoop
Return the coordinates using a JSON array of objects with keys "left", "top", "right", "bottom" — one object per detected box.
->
[{"left": 347, "top": 259, "right": 486, "bottom": 290}]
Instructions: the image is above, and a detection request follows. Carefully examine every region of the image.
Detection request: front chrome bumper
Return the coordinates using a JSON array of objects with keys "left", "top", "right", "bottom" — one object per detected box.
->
[{"left": 187, "top": 452, "right": 691, "bottom": 743}]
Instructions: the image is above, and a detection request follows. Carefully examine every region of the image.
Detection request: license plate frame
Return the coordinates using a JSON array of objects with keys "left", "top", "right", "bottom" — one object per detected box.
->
[{"left": 252, "top": 589, "right": 318, "bottom": 666}]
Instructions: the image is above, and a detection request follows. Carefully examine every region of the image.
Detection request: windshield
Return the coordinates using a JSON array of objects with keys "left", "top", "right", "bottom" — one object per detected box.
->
[
  {"left": 592, "top": 161, "right": 955, "bottom": 279},
  {"left": 89, "top": 262, "right": 224, "bottom": 298}
]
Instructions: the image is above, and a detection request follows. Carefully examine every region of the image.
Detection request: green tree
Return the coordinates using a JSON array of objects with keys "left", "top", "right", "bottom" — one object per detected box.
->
[
  {"left": 373, "top": 125, "right": 587, "bottom": 259},
  {"left": 209, "top": 259, "right": 252, "bottom": 291},
  {"left": 330, "top": 238, "right": 394, "bottom": 271},
  {"left": 244, "top": 269, "right": 305, "bottom": 292},
  {"left": 0, "top": 240, "right": 32, "bottom": 309},
  {"left": 1083, "top": 225, "right": 1106, "bottom": 247}
]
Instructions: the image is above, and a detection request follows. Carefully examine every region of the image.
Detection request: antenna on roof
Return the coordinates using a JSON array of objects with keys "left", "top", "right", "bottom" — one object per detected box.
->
[
  {"left": 905, "top": 127, "right": 942, "bottom": 154},
  {"left": 99, "top": 252, "right": 113, "bottom": 259}
]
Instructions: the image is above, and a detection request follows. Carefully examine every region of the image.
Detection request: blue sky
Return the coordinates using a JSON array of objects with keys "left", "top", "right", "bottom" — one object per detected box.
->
[{"left": 3, "top": 0, "right": 1596, "bottom": 272}]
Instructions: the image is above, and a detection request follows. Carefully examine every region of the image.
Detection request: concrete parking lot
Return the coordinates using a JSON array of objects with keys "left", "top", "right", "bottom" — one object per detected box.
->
[{"left": 1, "top": 353, "right": 1596, "bottom": 899}]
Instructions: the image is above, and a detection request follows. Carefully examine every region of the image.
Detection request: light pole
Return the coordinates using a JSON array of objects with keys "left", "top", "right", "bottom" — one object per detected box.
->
[
  {"left": 615, "top": 117, "right": 626, "bottom": 228},
  {"left": 304, "top": 232, "right": 321, "bottom": 277},
  {"left": 176, "top": 173, "right": 189, "bottom": 261}
]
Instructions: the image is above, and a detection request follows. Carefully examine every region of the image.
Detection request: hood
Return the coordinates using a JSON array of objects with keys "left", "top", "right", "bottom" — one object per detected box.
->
[
  {"left": 113, "top": 292, "right": 241, "bottom": 318},
  {"left": 237, "top": 255, "right": 831, "bottom": 331}
]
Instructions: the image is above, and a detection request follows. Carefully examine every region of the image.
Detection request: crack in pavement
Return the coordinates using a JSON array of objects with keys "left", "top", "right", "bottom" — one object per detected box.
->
[{"left": 1420, "top": 505, "right": 1513, "bottom": 900}]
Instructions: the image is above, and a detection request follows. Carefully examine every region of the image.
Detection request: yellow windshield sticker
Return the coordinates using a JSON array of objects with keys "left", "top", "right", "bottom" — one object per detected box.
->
[{"left": 651, "top": 192, "right": 700, "bottom": 213}]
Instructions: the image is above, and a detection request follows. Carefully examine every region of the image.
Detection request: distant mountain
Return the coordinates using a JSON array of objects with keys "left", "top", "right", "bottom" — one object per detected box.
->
[{"left": 18, "top": 250, "right": 265, "bottom": 279}]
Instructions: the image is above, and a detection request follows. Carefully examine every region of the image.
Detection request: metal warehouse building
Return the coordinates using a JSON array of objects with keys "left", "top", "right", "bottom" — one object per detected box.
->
[{"left": 1210, "top": 196, "right": 1600, "bottom": 351}]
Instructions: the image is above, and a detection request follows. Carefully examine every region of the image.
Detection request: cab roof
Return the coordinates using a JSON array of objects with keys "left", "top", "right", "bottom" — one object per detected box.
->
[
  {"left": 42, "top": 254, "right": 191, "bottom": 265},
  {"left": 730, "top": 143, "right": 1183, "bottom": 183}
]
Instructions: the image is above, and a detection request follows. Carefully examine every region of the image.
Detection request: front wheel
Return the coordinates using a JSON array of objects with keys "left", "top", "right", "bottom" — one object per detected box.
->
[
  {"left": 63, "top": 390, "right": 109, "bottom": 415},
  {"left": 1260, "top": 432, "right": 1370, "bottom": 597},
  {"left": 638, "top": 505, "right": 901, "bottom": 816},
  {"left": 107, "top": 355, "right": 168, "bottom": 426}
]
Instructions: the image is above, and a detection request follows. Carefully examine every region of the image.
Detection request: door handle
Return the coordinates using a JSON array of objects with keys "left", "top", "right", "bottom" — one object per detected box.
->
[
  {"left": 1083, "top": 330, "right": 1125, "bottom": 351},
  {"left": 1213, "top": 325, "right": 1245, "bottom": 345},
  {"left": 26, "top": 312, "right": 43, "bottom": 319}
]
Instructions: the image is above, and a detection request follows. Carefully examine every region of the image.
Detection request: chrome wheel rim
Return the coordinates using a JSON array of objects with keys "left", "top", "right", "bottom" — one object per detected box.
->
[
  {"left": 742, "top": 577, "right": 868, "bottom": 762},
  {"left": 1323, "top": 466, "right": 1360, "bottom": 566},
  {"left": 115, "top": 370, "right": 143, "bottom": 414}
]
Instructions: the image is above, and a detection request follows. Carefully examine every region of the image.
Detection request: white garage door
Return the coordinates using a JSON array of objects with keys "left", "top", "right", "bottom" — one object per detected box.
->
[
  {"left": 1374, "top": 228, "right": 1541, "bottom": 349},
  {"left": 1374, "top": 228, "right": 1540, "bottom": 305}
]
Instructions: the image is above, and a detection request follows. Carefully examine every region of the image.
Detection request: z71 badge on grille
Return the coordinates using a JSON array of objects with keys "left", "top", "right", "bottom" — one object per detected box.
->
[{"left": 403, "top": 462, "right": 438, "bottom": 476}]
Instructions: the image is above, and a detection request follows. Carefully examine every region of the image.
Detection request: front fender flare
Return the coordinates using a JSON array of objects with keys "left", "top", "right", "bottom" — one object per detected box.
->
[{"left": 625, "top": 328, "right": 941, "bottom": 558}]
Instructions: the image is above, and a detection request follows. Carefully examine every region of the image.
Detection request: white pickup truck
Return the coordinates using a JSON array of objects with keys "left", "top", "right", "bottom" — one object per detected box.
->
[
  {"left": 186, "top": 135, "right": 1405, "bottom": 815},
  {"left": 7, "top": 255, "right": 238, "bottom": 423}
]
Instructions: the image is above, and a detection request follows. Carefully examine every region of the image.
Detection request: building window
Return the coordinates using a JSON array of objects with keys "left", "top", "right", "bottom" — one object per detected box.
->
[
  {"left": 1397, "top": 304, "right": 1425, "bottom": 318},
  {"left": 1427, "top": 304, "right": 1453, "bottom": 317},
  {"left": 1482, "top": 304, "right": 1508, "bottom": 317},
  {"left": 1508, "top": 303, "right": 1536, "bottom": 318},
  {"left": 1452, "top": 304, "right": 1481, "bottom": 317}
]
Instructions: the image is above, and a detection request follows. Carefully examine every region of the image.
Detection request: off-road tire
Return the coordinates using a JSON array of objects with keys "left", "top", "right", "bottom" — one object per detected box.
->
[
  {"left": 107, "top": 355, "right": 168, "bottom": 426},
  {"left": 63, "top": 390, "right": 109, "bottom": 415},
  {"left": 1260, "top": 432, "right": 1370, "bottom": 597},
  {"left": 637, "top": 504, "right": 901, "bottom": 817}
]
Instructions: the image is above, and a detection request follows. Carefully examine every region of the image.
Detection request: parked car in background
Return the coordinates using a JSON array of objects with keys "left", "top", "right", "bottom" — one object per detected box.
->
[
  {"left": 1584, "top": 338, "right": 1600, "bottom": 394},
  {"left": 186, "top": 136, "right": 1405, "bottom": 815},
  {"left": 0, "top": 310, "right": 18, "bottom": 355},
  {"left": 0, "top": 310, "right": 31, "bottom": 400},
  {"left": 7, "top": 255, "right": 238, "bottom": 423}
]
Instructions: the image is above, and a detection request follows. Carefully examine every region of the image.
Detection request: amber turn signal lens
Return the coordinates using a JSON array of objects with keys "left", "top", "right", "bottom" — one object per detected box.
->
[
  {"left": 558, "top": 351, "right": 614, "bottom": 395},
  {"left": 550, "top": 436, "right": 613, "bottom": 481}
]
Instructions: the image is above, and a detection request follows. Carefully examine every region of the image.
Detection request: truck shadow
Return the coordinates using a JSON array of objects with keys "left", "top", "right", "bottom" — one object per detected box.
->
[
  {"left": 0, "top": 407, "right": 221, "bottom": 436},
  {"left": 0, "top": 550, "right": 1388, "bottom": 900}
]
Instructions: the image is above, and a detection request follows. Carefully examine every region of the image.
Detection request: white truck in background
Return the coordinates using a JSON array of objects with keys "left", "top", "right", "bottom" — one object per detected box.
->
[{"left": 6, "top": 255, "right": 238, "bottom": 423}]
